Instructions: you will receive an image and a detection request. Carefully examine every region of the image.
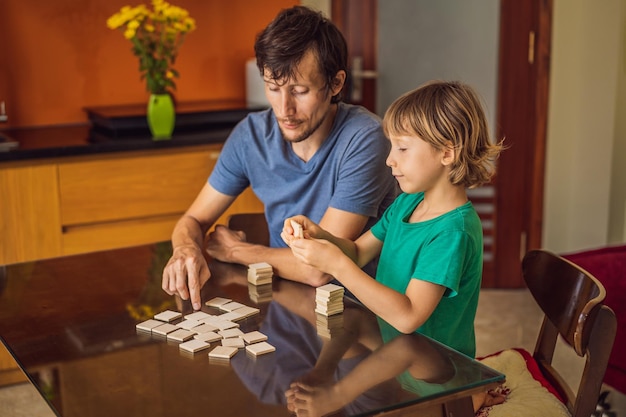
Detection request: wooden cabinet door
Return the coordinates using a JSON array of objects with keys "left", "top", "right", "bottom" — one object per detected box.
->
[
  {"left": 58, "top": 145, "right": 264, "bottom": 256},
  {"left": 0, "top": 163, "right": 62, "bottom": 265},
  {"left": 58, "top": 147, "right": 219, "bottom": 226},
  {"left": 58, "top": 146, "right": 218, "bottom": 255}
]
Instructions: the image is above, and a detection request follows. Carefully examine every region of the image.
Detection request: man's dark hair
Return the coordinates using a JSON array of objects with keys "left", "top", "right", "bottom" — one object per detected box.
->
[{"left": 254, "top": 6, "right": 348, "bottom": 103}]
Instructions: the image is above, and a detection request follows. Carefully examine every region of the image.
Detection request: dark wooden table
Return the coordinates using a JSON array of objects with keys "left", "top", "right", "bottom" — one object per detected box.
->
[{"left": 0, "top": 242, "right": 504, "bottom": 417}]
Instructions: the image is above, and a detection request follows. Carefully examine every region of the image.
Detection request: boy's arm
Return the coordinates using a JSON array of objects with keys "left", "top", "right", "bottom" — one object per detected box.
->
[
  {"left": 206, "top": 207, "right": 369, "bottom": 287},
  {"left": 327, "top": 256, "right": 446, "bottom": 334}
]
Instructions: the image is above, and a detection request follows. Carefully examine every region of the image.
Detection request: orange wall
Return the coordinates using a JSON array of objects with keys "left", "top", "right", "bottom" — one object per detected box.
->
[{"left": 0, "top": 0, "right": 297, "bottom": 128}]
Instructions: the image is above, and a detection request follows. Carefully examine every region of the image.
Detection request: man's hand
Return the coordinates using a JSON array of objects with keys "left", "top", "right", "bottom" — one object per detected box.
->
[
  {"left": 205, "top": 225, "right": 248, "bottom": 263},
  {"left": 162, "top": 244, "right": 211, "bottom": 310}
]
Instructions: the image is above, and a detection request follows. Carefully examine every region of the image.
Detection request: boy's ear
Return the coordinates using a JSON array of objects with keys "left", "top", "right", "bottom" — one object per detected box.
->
[{"left": 441, "top": 142, "right": 456, "bottom": 166}]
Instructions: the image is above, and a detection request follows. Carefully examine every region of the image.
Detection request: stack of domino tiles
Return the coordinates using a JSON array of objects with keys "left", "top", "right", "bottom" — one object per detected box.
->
[
  {"left": 247, "top": 262, "right": 273, "bottom": 285},
  {"left": 248, "top": 282, "right": 273, "bottom": 304},
  {"left": 316, "top": 312, "right": 344, "bottom": 339},
  {"left": 315, "top": 283, "right": 344, "bottom": 316}
]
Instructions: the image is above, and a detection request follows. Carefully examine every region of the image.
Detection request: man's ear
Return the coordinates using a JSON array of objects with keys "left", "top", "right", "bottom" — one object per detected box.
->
[{"left": 331, "top": 70, "right": 347, "bottom": 96}]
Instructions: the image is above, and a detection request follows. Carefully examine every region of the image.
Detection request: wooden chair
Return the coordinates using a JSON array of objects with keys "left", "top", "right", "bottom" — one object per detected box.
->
[
  {"left": 482, "top": 249, "right": 617, "bottom": 417},
  {"left": 561, "top": 245, "right": 626, "bottom": 395},
  {"left": 226, "top": 212, "right": 269, "bottom": 246}
]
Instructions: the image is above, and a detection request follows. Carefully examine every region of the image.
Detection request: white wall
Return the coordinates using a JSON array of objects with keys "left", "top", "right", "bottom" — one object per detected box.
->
[
  {"left": 543, "top": 0, "right": 624, "bottom": 252},
  {"left": 609, "top": 2, "right": 626, "bottom": 244},
  {"left": 301, "top": 0, "right": 330, "bottom": 16},
  {"left": 377, "top": 0, "right": 500, "bottom": 132}
]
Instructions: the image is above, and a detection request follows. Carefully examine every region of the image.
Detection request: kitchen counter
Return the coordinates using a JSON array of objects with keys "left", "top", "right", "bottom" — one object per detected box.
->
[
  {"left": 0, "top": 99, "right": 265, "bottom": 265},
  {"left": 0, "top": 99, "right": 265, "bottom": 163}
]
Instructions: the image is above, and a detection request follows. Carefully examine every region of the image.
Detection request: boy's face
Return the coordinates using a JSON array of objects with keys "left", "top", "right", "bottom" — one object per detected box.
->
[
  {"left": 386, "top": 135, "right": 448, "bottom": 194},
  {"left": 263, "top": 49, "right": 344, "bottom": 144}
]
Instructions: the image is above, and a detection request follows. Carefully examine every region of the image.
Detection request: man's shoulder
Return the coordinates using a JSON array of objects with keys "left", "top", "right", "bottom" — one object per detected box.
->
[
  {"left": 241, "top": 107, "right": 274, "bottom": 127},
  {"left": 334, "top": 103, "right": 385, "bottom": 148},
  {"left": 337, "top": 102, "right": 382, "bottom": 126},
  {"left": 226, "top": 107, "right": 275, "bottom": 144}
]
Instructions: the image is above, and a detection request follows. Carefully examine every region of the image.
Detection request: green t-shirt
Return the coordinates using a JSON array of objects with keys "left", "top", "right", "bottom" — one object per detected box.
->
[{"left": 370, "top": 192, "right": 483, "bottom": 357}]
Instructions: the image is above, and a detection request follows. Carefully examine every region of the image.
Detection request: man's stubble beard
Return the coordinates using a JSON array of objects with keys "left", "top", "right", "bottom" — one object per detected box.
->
[{"left": 279, "top": 105, "right": 333, "bottom": 144}]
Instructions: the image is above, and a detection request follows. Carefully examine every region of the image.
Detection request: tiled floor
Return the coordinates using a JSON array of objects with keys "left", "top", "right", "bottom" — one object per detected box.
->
[{"left": 1, "top": 289, "right": 624, "bottom": 416}]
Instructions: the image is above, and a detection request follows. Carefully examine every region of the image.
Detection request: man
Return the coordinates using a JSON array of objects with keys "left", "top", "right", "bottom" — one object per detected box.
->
[{"left": 162, "top": 6, "right": 397, "bottom": 310}]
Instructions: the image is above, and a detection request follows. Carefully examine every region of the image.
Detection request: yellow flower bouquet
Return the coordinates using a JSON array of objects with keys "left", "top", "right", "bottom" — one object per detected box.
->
[{"left": 106, "top": 0, "right": 196, "bottom": 95}]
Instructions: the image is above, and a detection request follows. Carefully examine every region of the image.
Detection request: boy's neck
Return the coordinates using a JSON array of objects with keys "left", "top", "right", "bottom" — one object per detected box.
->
[{"left": 410, "top": 185, "right": 468, "bottom": 223}]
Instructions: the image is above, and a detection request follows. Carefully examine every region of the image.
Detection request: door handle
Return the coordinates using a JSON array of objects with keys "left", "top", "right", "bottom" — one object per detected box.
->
[{"left": 351, "top": 56, "right": 378, "bottom": 102}]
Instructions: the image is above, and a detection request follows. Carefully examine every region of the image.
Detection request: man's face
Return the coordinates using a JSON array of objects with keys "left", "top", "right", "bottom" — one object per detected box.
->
[{"left": 263, "top": 50, "right": 338, "bottom": 144}]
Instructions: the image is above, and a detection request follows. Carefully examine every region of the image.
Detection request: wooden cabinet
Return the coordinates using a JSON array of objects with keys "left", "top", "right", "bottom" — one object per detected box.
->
[
  {"left": 0, "top": 144, "right": 263, "bottom": 265},
  {"left": 0, "top": 163, "right": 62, "bottom": 264}
]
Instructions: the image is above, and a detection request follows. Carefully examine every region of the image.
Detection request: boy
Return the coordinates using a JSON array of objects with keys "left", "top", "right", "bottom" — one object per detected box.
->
[{"left": 282, "top": 80, "right": 503, "bottom": 358}]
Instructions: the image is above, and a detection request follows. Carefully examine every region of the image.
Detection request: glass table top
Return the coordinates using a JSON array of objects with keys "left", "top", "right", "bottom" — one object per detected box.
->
[{"left": 0, "top": 242, "right": 504, "bottom": 417}]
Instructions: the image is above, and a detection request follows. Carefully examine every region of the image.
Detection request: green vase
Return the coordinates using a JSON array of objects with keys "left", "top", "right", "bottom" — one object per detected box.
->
[{"left": 147, "top": 93, "right": 175, "bottom": 140}]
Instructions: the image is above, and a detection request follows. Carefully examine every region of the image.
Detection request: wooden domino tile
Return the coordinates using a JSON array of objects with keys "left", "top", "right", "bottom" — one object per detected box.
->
[
  {"left": 167, "top": 329, "right": 196, "bottom": 342},
  {"left": 245, "top": 341, "right": 275, "bottom": 356},
  {"left": 179, "top": 339, "right": 211, "bottom": 353},
  {"left": 242, "top": 331, "right": 268, "bottom": 345},
  {"left": 209, "top": 345, "right": 238, "bottom": 359},
  {"left": 154, "top": 310, "right": 183, "bottom": 322},
  {"left": 136, "top": 319, "right": 163, "bottom": 332},
  {"left": 221, "top": 337, "right": 245, "bottom": 349}
]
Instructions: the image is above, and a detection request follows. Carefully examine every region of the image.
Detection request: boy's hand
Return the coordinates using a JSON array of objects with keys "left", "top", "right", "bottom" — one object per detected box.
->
[
  {"left": 288, "top": 236, "right": 343, "bottom": 275},
  {"left": 281, "top": 215, "right": 321, "bottom": 245}
]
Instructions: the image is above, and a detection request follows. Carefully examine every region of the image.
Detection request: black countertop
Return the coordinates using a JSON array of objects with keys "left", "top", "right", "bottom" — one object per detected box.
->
[{"left": 0, "top": 99, "right": 265, "bottom": 163}]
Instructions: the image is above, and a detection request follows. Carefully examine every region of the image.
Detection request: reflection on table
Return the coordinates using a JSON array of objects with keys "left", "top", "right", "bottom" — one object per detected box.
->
[{"left": 0, "top": 242, "right": 504, "bottom": 417}]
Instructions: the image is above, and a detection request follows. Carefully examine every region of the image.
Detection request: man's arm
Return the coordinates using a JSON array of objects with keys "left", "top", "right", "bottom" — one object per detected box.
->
[
  {"left": 162, "top": 182, "right": 236, "bottom": 309},
  {"left": 206, "top": 207, "right": 368, "bottom": 287}
]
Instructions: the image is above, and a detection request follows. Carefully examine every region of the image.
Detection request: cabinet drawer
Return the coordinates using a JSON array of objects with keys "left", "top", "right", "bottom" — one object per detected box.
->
[{"left": 59, "top": 147, "right": 220, "bottom": 226}]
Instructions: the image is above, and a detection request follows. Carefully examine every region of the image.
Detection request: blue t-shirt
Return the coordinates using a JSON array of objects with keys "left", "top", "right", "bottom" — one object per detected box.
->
[
  {"left": 209, "top": 102, "right": 398, "bottom": 248},
  {"left": 370, "top": 192, "right": 483, "bottom": 357}
]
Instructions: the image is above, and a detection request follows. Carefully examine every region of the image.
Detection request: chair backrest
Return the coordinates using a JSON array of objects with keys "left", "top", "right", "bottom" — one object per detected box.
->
[
  {"left": 522, "top": 249, "right": 617, "bottom": 417},
  {"left": 226, "top": 212, "right": 269, "bottom": 246}
]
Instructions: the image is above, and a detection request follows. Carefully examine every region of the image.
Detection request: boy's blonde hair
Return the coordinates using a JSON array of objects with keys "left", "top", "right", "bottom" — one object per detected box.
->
[{"left": 382, "top": 80, "right": 503, "bottom": 189}]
